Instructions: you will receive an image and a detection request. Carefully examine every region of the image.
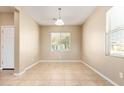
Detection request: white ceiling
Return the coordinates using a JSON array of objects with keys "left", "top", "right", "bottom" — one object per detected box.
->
[
  {"left": 22, "top": 6, "right": 96, "bottom": 26},
  {"left": 0, "top": 6, "right": 14, "bottom": 12}
]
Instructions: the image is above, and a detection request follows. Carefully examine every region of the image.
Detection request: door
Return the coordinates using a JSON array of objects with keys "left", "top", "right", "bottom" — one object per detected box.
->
[{"left": 1, "top": 26, "right": 15, "bottom": 69}]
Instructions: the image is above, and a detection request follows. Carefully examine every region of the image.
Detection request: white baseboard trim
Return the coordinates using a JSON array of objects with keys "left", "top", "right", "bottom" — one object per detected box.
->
[
  {"left": 39, "top": 60, "right": 82, "bottom": 63},
  {"left": 14, "top": 70, "right": 26, "bottom": 76},
  {"left": 14, "top": 60, "right": 81, "bottom": 76},
  {"left": 81, "top": 61, "right": 119, "bottom": 86},
  {"left": 14, "top": 60, "right": 82, "bottom": 76},
  {"left": 14, "top": 60, "right": 40, "bottom": 76},
  {"left": 25, "top": 61, "right": 40, "bottom": 71},
  {"left": 14, "top": 59, "right": 119, "bottom": 85}
]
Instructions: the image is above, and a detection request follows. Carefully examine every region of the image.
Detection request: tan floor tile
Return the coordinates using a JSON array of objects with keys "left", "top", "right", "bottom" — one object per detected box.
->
[
  {"left": 79, "top": 80, "right": 98, "bottom": 86},
  {"left": 18, "top": 80, "right": 40, "bottom": 86},
  {"left": 35, "top": 79, "right": 50, "bottom": 86},
  {"left": 65, "top": 80, "right": 80, "bottom": 86},
  {"left": 0, "top": 79, "right": 20, "bottom": 86},
  {"left": 49, "top": 80, "right": 65, "bottom": 86},
  {"left": 0, "top": 62, "right": 112, "bottom": 86},
  {"left": 51, "top": 73, "right": 65, "bottom": 80},
  {"left": 65, "top": 73, "right": 77, "bottom": 80}
]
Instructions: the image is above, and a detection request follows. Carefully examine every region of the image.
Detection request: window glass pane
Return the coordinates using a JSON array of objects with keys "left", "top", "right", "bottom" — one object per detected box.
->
[
  {"left": 110, "top": 7, "right": 124, "bottom": 31},
  {"left": 51, "top": 32, "right": 71, "bottom": 51},
  {"left": 60, "top": 33, "right": 71, "bottom": 51},
  {"left": 106, "top": 7, "right": 124, "bottom": 57},
  {"left": 110, "top": 30, "right": 124, "bottom": 56},
  {"left": 51, "top": 33, "right": 60, "bottom": 51}
]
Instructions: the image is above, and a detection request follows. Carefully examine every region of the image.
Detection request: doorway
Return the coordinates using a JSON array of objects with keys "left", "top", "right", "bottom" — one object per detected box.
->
[{"left": 0, "top": 26, "right": 15, "bottom": 70}]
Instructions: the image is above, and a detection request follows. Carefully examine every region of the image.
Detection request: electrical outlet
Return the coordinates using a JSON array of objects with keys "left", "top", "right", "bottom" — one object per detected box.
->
[{"left": 119, "top": 72, "right": 123, "bottom": 79}]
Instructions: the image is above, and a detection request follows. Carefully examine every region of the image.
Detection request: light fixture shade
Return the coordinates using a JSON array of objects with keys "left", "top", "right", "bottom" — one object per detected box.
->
[{"left": 55, "top": 19, "right": 64, "bottom": 25}]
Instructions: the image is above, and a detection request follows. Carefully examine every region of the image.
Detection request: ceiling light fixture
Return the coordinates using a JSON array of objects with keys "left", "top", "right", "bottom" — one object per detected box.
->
[{"left": 55, "top": 8, "right": 64, "bottom": 26}]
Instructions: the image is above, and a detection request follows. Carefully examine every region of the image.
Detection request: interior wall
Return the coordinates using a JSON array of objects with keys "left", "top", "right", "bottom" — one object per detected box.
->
[
  {"left": 16, "top": 7, "right": 40, "bottom": 72},
  {"left": 40, "top": 26, "right": 81, "bottom": 60},
  {"left": 0, "top": 13, "right": 14, "bottom": 26},
  {"left": 0, "top": 12, "right": 14, "bottom": 68},
  {"left": 82, "top": 6, "right": 124, "bottom": 85},
  {"left": 14, "top": 9, "right": 20, "bottom": 73}
]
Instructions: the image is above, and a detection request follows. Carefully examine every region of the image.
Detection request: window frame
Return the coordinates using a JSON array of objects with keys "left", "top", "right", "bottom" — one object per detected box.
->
[
  {"left": 50, "top": 32, "right": 71, "bottom": 52},
  {"left": 106, "top": 7, "right": 124, "bottom": 58}
]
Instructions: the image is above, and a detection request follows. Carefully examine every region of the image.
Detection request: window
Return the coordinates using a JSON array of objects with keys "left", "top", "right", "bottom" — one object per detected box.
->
[
  {"left": 51, "top": 32, "right": 71, "bottom": 51},
  {"left": 106, "top": 7, "right": 124, "bottom": 57}
]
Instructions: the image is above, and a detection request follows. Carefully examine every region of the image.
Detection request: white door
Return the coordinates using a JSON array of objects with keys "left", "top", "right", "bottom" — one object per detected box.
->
[{"left": 1, "top": 26, "right": 14, "bottom": 69}]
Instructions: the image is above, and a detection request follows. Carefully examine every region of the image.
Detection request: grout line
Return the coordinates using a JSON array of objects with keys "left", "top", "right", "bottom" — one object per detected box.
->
[
  {"left": 14, "top": 60, "right": 41, "bottom": 76},
  {"left": 14, "top": 60, "right": 82, "bottom": 76},
  {"left": 14, "top": 70, "right": 26, "bottom": 76},
  {"left": 39, "top": 60, "right": 82, "bottom": 63},
  {"left": 81, "top": 61, "right": 119, "bottom": 86},
  {"left": 13, "top": 60, "right": 119, "bottom": 86}
]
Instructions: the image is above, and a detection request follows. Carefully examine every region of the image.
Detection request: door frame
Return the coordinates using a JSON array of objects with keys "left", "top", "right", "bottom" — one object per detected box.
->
[{"left": 0, "top": 26, "right": 15, "bottom": 69}]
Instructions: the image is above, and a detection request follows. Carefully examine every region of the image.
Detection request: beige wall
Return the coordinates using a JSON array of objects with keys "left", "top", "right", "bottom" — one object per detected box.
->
[
  {"left": 0, "top": 13, "right": 14, "bottom": 26},
  {"left": 40, "top": 26, "right": 81, "bottom": 60},
  {"left": 82, "top": 6, "right": 124, "bottom": 85},
  {"left": 14, "top": 9, "right": 20, "bottom": 73},
  {"left": 0, "top": 12, "right": 14, "bottom": 68},
  {"left": 16, "top": 7, "right": 40, "bottom": 72}
]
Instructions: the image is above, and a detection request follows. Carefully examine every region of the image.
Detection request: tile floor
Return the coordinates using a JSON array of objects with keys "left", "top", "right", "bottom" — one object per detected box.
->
[{"left": 0, "top": 62, "right": 112, "bottom": 86}]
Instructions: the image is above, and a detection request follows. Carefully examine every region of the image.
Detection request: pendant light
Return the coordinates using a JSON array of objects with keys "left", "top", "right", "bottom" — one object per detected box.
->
[{"left": 55, "top": 8, "right": 64, "bottom": 26}]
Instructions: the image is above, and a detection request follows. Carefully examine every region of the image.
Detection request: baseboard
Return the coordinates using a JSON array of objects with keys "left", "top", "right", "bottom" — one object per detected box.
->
[
  {"left": 14, "top": 60, "right": 40, "bottom": 76},
  {"left": 0, "top": 60, "right": 81, "bottom": 71},
  {"left": 25, "top": 60, "right": 40, "bottom": 71},
  {"left": 39, "top": 60, "right": 82, "bottom": 63},
  {"left": 13, "top": 60, "right": 119, "bottom": 85},
  {"left": 14, "top": 70, "right": 26, "bottom": 76},
  {"left": 14, "top": 60, "right": 81, "bottom": 76},
  {"left": 81, "top": 61, "right": 119, "bottom": 86}
]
